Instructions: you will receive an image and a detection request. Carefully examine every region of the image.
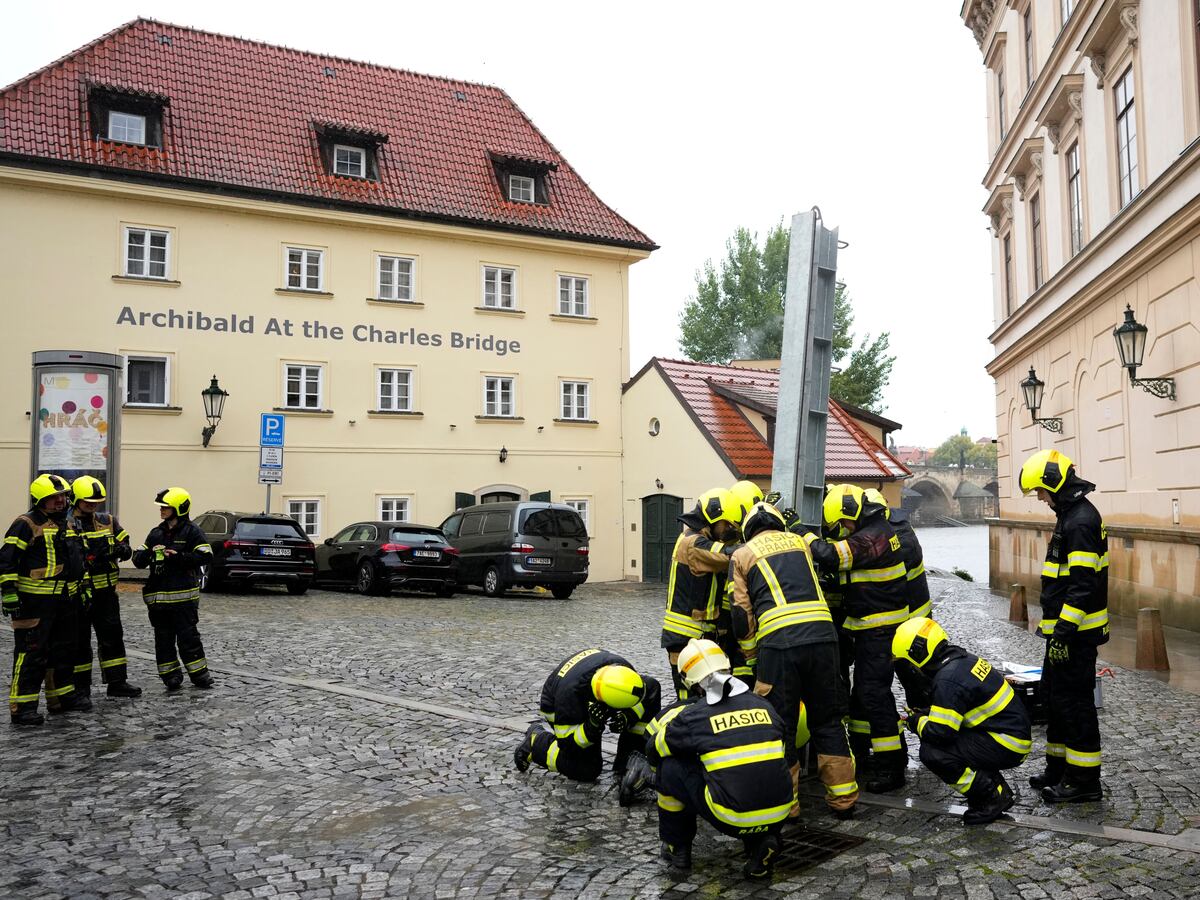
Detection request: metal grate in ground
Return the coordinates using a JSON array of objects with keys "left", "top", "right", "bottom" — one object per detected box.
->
[{"left": 772, "top": 822, "right": 866, "bottom": 875}]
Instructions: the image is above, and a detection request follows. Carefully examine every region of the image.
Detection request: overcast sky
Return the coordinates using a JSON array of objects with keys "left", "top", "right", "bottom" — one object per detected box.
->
[{"left": 3, "top": 2, "right": 995, "bottom": 447}]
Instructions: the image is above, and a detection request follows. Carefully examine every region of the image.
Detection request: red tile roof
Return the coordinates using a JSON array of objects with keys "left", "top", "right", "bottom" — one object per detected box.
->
[
  {"left": 626, "top": 358, "right": 910, "bottom": 481},
  {"left": 0, "top": 19, "right": 656, "bottom": 250}
]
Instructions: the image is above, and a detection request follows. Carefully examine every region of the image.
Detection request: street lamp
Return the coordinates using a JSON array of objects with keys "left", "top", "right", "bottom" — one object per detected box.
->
[
  {"left": 200, "top": 375, "right": 229, "bottom": 448},
  {"left": 1113, "top": 304, "right": 1176, "bottom": 400},
  {"left": 1019, "top": 367, "right": 1063, "bottom": 433},
  {"left": 499, "top": 446, "right": 508, "bottom": 463}
]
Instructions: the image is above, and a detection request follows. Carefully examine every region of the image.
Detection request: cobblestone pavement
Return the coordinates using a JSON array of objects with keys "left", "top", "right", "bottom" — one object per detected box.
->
[{"left": 2, "top": 574, "right": 1199, "bottom": 898}]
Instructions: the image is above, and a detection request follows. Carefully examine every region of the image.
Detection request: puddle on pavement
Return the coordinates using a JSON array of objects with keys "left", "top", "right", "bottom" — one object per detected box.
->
[{"left": 313, "top": 795, "right": 483, "bottom": 841}]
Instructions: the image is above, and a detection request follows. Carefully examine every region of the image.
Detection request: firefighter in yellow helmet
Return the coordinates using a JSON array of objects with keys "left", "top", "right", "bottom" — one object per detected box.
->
[
  {"left": 69, "top": 476, "right": 141, "bottom": 699},
  {"left": 892, "top": 617, "right": 1031, "bottom": 824},
  {"left": 659, "top": 488, "right": 743, "bottom": 701},
  {"left": 1019, "top": 449, "right": 1108, "bottom": 803},
  {"left": 645, "top": 639, "right": 793, "bottom": 880},
  {"left": 1, "top": 475, "right": 90, "bottom": 725},
  {"left": 514, "top": 649, "right": 662, "bottom": 805},
  {"left": 729, "top": 481, "right": 764, "bottom": 521},
  {"left": 132, "top": 487, "right": 215, "bottom": 690}
]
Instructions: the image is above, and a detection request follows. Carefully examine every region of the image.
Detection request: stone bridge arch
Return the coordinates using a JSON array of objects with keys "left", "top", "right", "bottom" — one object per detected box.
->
[
  {"left": 905, "top": 478, "right": 954, "bottom": 524},
  {"left": 904, "top": 464, "right": 999, "bottom": 523}
]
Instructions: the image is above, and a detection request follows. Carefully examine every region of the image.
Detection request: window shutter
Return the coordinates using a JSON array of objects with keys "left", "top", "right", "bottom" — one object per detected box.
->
[
  {"left": 530, "top": 491, "right": 552, "bottom": 502},
  {"left": 454, "top": 492, "right": 476, "bottom": 510}
]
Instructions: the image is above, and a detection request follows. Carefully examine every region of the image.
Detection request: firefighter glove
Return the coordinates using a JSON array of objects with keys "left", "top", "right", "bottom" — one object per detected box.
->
[
  {"left": 1047, "top": 638, "right": 1070, "bottom": 664},
  {"left": 608, "top": 708, "right": 637, "bottom": 734},
  {"left": 781, "top": 507, "right": 799, "bottom": 526},
  {"left": 905, "top": 708, "right": 929, "bottom": 735},
  {"left": 115, "top": 543, "right": 133, "bottom": 562},
  {"left": 586, "top": 702, "right": 610, "bottom": 732},
  {"left": 763, "top": 491, "right": 782, "bottom": 506},
  {"left": 2, "top": 593, "right": 18, "bottom": 617}
]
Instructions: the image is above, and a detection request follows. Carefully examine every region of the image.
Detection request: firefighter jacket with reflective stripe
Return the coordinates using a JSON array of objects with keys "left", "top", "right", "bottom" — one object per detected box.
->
[
  {"left": 807, "top": 515, "right": 909, "bottom": 631},
  {"left": 729, "top": 529, "right": 836, "bottom": 652},
  {"left": 660, "top": 527, "right": 733, "bottom": 649},
  {"left": 133, "top": 519, "right": 212, "bottom": 605},
  {"left": 1038, "top": 480, "right": 1109, "bottom": 646},
  {"left": 646, "top": 687, "right": 794, "bottom": 829},
  {"left": 72, "top": 511, "right": 132, "bottom": 590},
  {"left": 538, "top": 649, "right": 661, "bottom": 748},
  {"left": 0, "top": 509, "right": 86, "bottom": 600},
  {"left": 890, "top": 511, "right": 931, "bottom": 620},
  {"left": 914, "top": 647, "right": 1033, "bottom": 756}
]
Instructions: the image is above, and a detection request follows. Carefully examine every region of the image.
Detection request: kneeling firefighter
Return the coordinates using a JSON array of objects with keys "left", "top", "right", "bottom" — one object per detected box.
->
[
  {"left": 893, "top": 617, "right": 1032, "bottom": 825},
  {"left": 646, "top": 639, "right": 793, "bottom": 881}
]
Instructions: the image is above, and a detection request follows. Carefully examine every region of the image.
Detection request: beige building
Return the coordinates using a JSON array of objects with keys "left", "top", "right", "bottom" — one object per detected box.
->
[
  {"left": 961, "top": 1, "right": 1200, "bottom": 627},
  {"left": 0, "top": 20, "right": 654, "bottom": 581}
]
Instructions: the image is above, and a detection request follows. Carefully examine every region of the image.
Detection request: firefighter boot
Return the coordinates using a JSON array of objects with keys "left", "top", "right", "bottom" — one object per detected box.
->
[
  {"left": 864, "top": 752, "right": 906, "bottom": 794},
  {"left": 191, "top": 672, "right": 215, "bottom": 689},
  {"left": 963, "top": 774, "right": 1015, "bottom": 825},
  {"left": 742, "top": 832, "right": 781, "bottom": 880},
  {"left": 660, "top": 841, "right": 692, "bottom": 876},
  {"left": 619, "top": 751, "right": 655, "bottom": 807},
  {"left": 10, "top": 709, "right": 45, "bottom": 727},
  {"left": 107, "top": 681, "right": 143, "bottom": 698},
  {"left": 51, "top": 691, "right": 93, "bottom": 714},
  {"left": 1042, "top": 780, "right": 1102, "bottom": 804},
  {"left": 1028, "top": 757, "right": 1066, "bottom": 790},
  {"left": 164, "top": 675, "right": 184, "bottom": 692},
  {"left": 513, "top": 723, "right": 539, "bottom": 773}
]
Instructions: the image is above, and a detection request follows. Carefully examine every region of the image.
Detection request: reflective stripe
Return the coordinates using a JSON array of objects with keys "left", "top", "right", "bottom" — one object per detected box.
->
[
  {"left": 1046, "top": 742, "right": 1066, "bottom": 759},
  {"left": 848, "top": 563, "right": 907, "bottom": 584},
  {"left": 546, "top": 740, "right": 561, "bottom": 772},
  {"left": 657, "top": 793, "right": 686, "bottom": 812},
  {"left": 907, "top": 600, "right": 932, "bottom": 620},
  {"left": 988, "top": 731, "right": 1032, "bottom": 754},
  {"left": 653, "top": 705, "right": 688, "bottom": 759},
  {"left": 871, "top": 735, "right": 902, "bottom": 752},
  {"left": 757, "top": 601, "right": 833, "bottom": 638},
  {"left": 45, "top": 683, "right": 74, "bottom": 698},
  {"left": 629, "top": 721, "right": 648, "bottom": 737},
  {"left": 73, "top": 663, "right": 92, "bottom": 674},
  {"left": 16, "top": 577, "right": 64, "bottom": 594},
  {"left": 844, "top": 607, "right": 910, "bottom": 631},
  {"left": 1067, "top": 550, "right": 1108, "bottom": 571},
  {"left": 703, "top": 786, "right": 793, "bottom": 827},
  {"left": 552, "top": 722, "right": 592, "bottom": 748},
  {"left": 963, "top": 683, "right": 1014, "bottom": 728},
  {"left": 1060, "top": 604, "right": 1109, "bottom": 632},
  {"left": 1065, "top": 747, "right": 1101, "bottom": 768},
  {"left": 1039, "top": 617, "right": 1058, "bottom": 635},
  {"left": 3, "top": 536, "right": 28, "bottom": 550},
  {"left": 755, "top": 559, "right": 789, "bottom": 609},
  {"left": 927, "top": 706, "right": 963, "bottom": 730},
  {"left": 846, "top": 718, "right": 870, "bottom": 735},
  {"left": 1042, "top": 561, "right": 1063, "bottom": 579},
  {"left": 145, "top": 588, "right": 201, "bottom": 604},
  {"left": 9, "top": 652, "right": 26, "bottom": 703},
  {"left": 662, "top": 610, "right": 704, "bottom": 639},
  {"left": 826, "top": 780, "right": 859, "bottom": 797},
  {"left": 195, "top": 545, "right": 213, "bottom": 555},
  {"left": 99, "top": 657, "right": 127, "bottom": 669},
  {"left": 833, "top": 540, "right": 853, "bottom": 570},
  {"left": 906, "top": 562, "right": 926, "bottom": 580},
  {"left": 699, "top": 740, "right": 786, "bottom": 772},
  {"left": 953, "top": 767, "right": 977, "bottom": 795},
  {"left": 184, "top": 658, "right": 208, "bottom": 673},
  {"left": 157, "top": 661, "right": 182, "bottom": 674}
]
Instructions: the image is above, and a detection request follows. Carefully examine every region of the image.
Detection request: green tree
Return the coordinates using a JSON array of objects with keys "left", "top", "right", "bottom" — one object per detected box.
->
[
  {"left": 929, "top": 433, "right": 997, "bottom": 468},
  {"left": 677, "top": 222, "right": 895, "bottom": 412}
]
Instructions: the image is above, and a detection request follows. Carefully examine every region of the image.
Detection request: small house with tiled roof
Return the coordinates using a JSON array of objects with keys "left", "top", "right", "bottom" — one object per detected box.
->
[{"left": 620, "top": 358, "right": 911, "bottom": 582}]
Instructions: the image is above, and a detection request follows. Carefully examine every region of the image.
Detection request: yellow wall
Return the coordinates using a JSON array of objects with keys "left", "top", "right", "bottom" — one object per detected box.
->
[{"left": 1, "top": 169, "right": 648, "bottom": 581}]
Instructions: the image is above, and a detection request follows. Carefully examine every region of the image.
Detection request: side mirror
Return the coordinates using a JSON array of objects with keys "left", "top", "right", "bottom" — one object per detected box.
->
[{"left": 323, "top": 538, "right": 334, "bottom": 546}]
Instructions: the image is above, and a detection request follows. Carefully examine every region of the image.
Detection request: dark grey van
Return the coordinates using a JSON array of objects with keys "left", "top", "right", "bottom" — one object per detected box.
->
[{"left": 439, "top": 501, "right": 589, "bottom": 598}]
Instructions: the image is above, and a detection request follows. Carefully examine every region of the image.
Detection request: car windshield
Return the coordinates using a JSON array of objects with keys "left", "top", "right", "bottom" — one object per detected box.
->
[
  {"left": 389, "top": 529, "right": 445, "bottom": 544},
  {"left": 235, "top": 519, "right": 308, "bottom": 541}
]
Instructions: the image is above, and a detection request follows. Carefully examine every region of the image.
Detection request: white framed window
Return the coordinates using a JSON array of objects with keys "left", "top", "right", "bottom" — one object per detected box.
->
[
  {"left": 108, "top": 111, "right": 146, "bottom": 144},
  {"left": 997, "top": 66, "right": 1007, "bottom": 140},
  {"left": 1114, "top": 67, "right": 1139, "bottom": 209},
  {"left": 284, "top": 363, "right": 324, "bottom": 410},
  {"left": 379, "top": 497, "right": 411, "bottom": 523},
  {"left": 333, "top": 144, "right": 366, "bottom": 178},
  {"left": 124, "top": 227, "right": 170, "bottom": 279},
  {"left": 560, "top": 381, "right": 590, "bottom": 420},
  {"left": 285, "top": 247, "right": 324, "bottom": 291},
  {"left": 377, "top": 255, "right": 414, "bottom": 301},
  {"left": 377, "top": 368, "right": 413, "bottom": 411},
  {"left": 1023, "top": 10, "right": 1034, "bottom": 92},
  {"left": 1002, "top": 232, "right": 1014, "bottom": 316},
  {"left": 482, "top": 266, "right": 516, "bottom": 309},
  {"left": 287, "top": 499, "right": 321, "bottom": 538},
  {"left": 1030, "top": 192, "right": 1044, "bottom": 290},
  {"left": 125, "top": 355, "right": 170, "bottom": 406},
  {"left": 563, "top": 498, "right": 590, "bottom": 534},
  {"left": 483, "top": 376, "right": 515, "bottom": 417},
  {"left": 508, "top": 174, "right": 535, "bottom": 203},
  {"left": 558, "top": 276, "right": 589, "bottom": 316},
  {"left": 1066, "top": 142, "right": 1084, "bottom": 257},
  {"left": 1060, "top": 0, "right": 1075, "bottom": 29}
]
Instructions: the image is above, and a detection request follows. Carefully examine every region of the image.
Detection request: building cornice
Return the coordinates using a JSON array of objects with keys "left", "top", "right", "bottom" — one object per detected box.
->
[
  {"left": 983, "top": 182, "right": 1015, "bottom": 232},
  {"left": 962, "top": 0, "right": 1006, "bottom": 52},
  {"left": 1076, "top": 0, "right": 1139, "bottom": 89},
  {"left": 1004, "top": 137, "right": 1045, "bottom": 198},
  {"left": 1034, "top": 73, "right": 1085, "bottom": 154}
]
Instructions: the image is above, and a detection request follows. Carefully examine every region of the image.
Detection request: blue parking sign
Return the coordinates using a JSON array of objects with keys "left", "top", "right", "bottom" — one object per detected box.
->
[{"left": 260, "top": 413, "right": 285, "bottom": 447}]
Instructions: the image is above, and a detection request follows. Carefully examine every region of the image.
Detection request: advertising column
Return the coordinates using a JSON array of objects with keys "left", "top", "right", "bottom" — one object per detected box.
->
[{"left": 31, "top": 351, "right": 123, "bottom": 516}]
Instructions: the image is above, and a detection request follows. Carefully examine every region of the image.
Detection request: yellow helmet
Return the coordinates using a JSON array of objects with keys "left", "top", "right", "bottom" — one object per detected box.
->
[
  {"left": 1019, "top": 449, "right": 1073, "bottom": 495},
  {"left": 30, "top": 473, "right": 72, "bottom": 506},
  {"left": 863, "top": 488, "right": 890, "bottom": 519},
  {"left": 892, "top": 617, "right": 948, "bottom": 668},
  {"left": 72, "top": 476, "right": 107, "bottom": 504},
  {"left": 822, "top": 484, "right": 866, "bottom": 528},
  {"left": 696, "top": 487, "right": 742, "bottom": 529},
  {"left": 742, "top": 502, "right": 787, "bottom": 541},
  {"left": 591, "top": 664, "right": 645, "bottom": 709},
  {"left": 154, "top": 486, "right": 192, "bottom": 517},
  {"left": 729, "top": 481, "right": 764, "bottom": 520},
  {"left": 677, "top": 638, "right": 731, "bottom": 689}
]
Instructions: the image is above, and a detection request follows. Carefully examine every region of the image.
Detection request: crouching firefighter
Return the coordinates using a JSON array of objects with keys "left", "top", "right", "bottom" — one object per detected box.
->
[
  {"left": 729, "top": 503, "right": 858, "bottom": 819},
  {"left": 893, "top": 617, "right": 1031, "bottom": 825},
  {"left": 514, "top": 649, "right": 662, "bottom": 806},
  {"left": 646, "top": 639, "right": 793, "bottom": 881}
]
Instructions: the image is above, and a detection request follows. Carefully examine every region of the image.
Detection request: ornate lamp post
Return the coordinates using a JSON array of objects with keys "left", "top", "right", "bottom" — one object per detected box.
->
[
  {"left": 200, "top": 375, "right": 229, "bottom": 448},
  {"left": 1019, "top": 367, "right": 1063, "bottom": 433},
  {"left": 1113, "top": 304, "right": 1176, "bottom": 399}
]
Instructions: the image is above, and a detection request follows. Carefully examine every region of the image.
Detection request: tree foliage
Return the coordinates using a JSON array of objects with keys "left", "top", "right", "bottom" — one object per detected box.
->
[
  {"left": 929, "top": 433, "right": 997, "bottom": 468},
  {"left": 677, "top": 222, "right": 895, "bottom": 412}
]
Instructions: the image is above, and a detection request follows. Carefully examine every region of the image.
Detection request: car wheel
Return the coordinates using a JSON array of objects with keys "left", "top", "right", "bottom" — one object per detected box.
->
[
  {"left": 437, "top": 584, "right": 456, "bottom": 598},
  {"left": 551, "top": 585, "right": 574, "bottom": 600},
  {"left": 483, "top": 565, "right": 505, "bottom": 598},
  {"left": 199, "top": 564, "right": 221, "bottom": 593},
  {"left": 356, "top": 561, "right": 379, "bottom": 595},
  {"left": 286, "top": 580, "right": 310, "bottom": 596}
]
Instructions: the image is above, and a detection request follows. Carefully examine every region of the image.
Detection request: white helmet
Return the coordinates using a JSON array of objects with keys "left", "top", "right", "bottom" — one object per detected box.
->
[{"left": 677, "top": 638, "right": 731, "bottom": 690}]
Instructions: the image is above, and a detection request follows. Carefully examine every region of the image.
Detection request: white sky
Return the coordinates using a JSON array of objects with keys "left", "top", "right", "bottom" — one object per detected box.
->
[{"left": 3, "top": 1, "right": 996, "bottom": 447}]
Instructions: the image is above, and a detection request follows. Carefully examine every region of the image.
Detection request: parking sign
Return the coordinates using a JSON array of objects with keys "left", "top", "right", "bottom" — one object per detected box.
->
[{"left": 260, "top": 413, "right": 285, "bottom": 447}]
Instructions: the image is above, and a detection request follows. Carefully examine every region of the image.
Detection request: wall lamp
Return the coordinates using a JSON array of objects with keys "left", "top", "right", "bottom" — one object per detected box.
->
[
  {"left": 1019, "top": 367, "right": 1062, "bottom": 433},
  {"left": 1113, "top": 304, "right": 1176, "bottom": 400},
  {"left": 499, "top": 446, "right": 508, "bottom": 463},
  {"left": 200, "top": 375, "right": 229, "bottom": 448},
  {"left": 655, "top": 478, "right": 664, "bottom": 490}
]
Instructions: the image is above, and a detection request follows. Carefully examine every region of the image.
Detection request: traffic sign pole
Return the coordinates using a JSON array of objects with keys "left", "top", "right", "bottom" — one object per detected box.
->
[{"left": 259, "top": 413, "right": 286, "bottom": 513}]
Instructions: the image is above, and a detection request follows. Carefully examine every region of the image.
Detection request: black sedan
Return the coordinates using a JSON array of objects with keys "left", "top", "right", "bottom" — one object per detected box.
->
[{"left": 315, "top": 521, "right": 459, "bottom": 596}]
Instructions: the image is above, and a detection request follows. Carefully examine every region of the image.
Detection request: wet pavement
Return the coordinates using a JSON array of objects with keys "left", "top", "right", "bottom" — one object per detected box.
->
[{"left": 2, "top": 576, "right": 1199, "bottom": 898}]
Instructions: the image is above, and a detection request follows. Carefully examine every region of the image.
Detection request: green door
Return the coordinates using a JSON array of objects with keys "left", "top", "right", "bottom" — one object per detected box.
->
[{"left": 641, "top": 494, "right": 682, "bottom": 583}]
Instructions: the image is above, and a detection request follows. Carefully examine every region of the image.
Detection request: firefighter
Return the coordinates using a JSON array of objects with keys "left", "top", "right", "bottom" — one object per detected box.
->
[
  {"left": 805, "top": 484, "right": 910, "bottom": 793},
  {"left": 646, "top": 638, "right": 793, "bottom": 881},
  {"left": 132, "top": 487, "right": 214, "bottom": 690},
  {"left": 728, "top": 502, "right": 858, "bottom": 818},
  {"left": 70, "top": 476, "right": 141, "bottom": 699},
  {"left": 729, "top": 481, "right": 764, "bottom": 521},
  {"left": 514, "top": 649, "right": 662, "bottom": 805},
  {"left": 1, "top": 474, "right": 90, "bottom": 724},
  {"left": 1020, "top": 449, "right": 1108, "bottom": 803},
  {"left": 659, "top": 488, "right": 743, "bottom": 701},
  {"left": 893, "top": 617, "right": 1031, "bottom": 825}
]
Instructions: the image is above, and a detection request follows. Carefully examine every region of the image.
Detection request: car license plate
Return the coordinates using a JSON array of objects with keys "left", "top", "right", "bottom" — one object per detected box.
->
[
  {"left": 413, "top": 550, "right": 440, "bottom": 559},
  {"left": 526, "top": 556, "right": 552, "bottom": 566},
  {"left": 261, "top": 547, "right": 292, "bottom": 557}
]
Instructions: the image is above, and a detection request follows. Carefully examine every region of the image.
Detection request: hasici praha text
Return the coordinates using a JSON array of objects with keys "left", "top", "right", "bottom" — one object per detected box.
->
[{"left": 116, "top": 306, "right": 520, "bottom": 356}]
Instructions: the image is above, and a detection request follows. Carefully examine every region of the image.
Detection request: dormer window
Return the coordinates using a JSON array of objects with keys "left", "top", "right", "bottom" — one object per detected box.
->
[
  {"left": 314, "top": 121, "right": 387, "bottom": 181},
  {"left": 508, "top": 174, "right": 535, "bottom": 203},
  {"left": 88, "top": 84, "right": 169, "bottom": 148},
  {"left": 489, "top": 151, "right": 557, "bottom": 205},
  {"left": 108, "top": 111, "right": 146, "bottom": 144},
  {"left": 334, "top": 144, "right": 367, "bottom": 178}
]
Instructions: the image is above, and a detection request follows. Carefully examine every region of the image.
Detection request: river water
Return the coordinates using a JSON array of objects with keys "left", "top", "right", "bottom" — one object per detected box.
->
[{"left": 913, "top": 524, "right": 990, "bottom": 584}]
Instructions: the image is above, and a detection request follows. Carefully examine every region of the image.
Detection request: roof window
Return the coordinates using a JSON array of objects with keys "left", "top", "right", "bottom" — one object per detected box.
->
[
  {"left": 314, "top": 121, "right": 387, "bottom": 181},
  {"left": 489, "top": 152, "right": 557, "bottom": 205},
  {"left": 88, "top": 84, "right": 169, "bottom": 148}
]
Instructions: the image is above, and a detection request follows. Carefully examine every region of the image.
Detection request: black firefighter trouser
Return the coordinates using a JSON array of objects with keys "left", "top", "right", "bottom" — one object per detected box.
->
[
  {"left": 655, "top": 756, "right": 785, "bottom": 849},
  {"left": 755, "top": 641, "right": 858, "bottom": 812},
  {"left": 147, "top": 600, "right": 208, "bottom": 683},
  {"left": 919, "top": 729, "right": 1028, "bottom": 797},
  {"left": 73, "top": 587, "right": 130, "bottom": 690},
  {"left": 8, "top": 591, "right": 77, "bottom": 715},
  {"left": 1042, "top": 641, "right": 1101, "bottom": 784},
  {"left": 849, "top": 626, "right": 907, "bottom": 773},
  {"left": 528, "top": 726, "right": 645, "bottom": 781}
]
